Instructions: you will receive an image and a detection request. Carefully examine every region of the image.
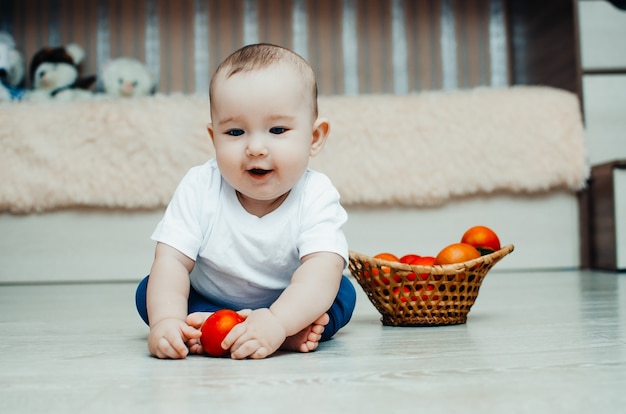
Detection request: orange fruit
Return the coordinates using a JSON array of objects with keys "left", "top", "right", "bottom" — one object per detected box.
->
[
  {"left": 461, "top": 225, "right": 501, "bottom": 255},
  {"left": 374, "top": 252, "right": 399, "bottom": 277},
  {"left": 433, "top": 243, "right": 481, "bottom": 265},
  {"left": 374, "top": 252, "right": 399, "bottom": 262}
]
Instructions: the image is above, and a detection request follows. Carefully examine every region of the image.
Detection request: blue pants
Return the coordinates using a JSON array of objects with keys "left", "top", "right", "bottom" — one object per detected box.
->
[{"left": 135, "top": 274, "right": 356, "bottom": 341}]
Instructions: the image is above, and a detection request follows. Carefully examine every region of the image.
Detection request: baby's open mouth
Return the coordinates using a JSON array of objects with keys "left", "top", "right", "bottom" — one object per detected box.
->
[{"left": 249, "top": 168, "right": 271, "bottom": 176}]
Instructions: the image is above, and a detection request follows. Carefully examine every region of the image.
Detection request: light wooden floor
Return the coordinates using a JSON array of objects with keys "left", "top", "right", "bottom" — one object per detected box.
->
[{"left": 1, "top": 269, "right": 625, "bottom": 414}]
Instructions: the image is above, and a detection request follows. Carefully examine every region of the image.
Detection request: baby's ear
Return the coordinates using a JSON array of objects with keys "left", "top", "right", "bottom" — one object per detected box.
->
[
  {"left": 310, "top": 117, "right": 330, "bottom": 157},
  {"left": 207, "top": 122, "right": 215, "bottom": 142}
]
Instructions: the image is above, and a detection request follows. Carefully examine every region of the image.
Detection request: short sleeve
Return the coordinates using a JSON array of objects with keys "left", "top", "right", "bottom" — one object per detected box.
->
[
  {"left": 151, "top": 161, "right": 219, "bottom": 260},
  {"left": 297, "top": 171, "right": 349, "bottom": 266}
]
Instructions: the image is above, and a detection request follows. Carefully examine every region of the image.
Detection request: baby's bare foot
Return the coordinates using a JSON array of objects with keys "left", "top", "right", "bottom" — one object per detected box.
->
[{"left": 280, "top": 313, "right": 330, "bottom": 353}]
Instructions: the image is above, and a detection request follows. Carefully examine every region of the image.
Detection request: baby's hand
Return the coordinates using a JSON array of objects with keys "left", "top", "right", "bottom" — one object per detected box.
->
[
  {"left": 223, "top": 308, "right": 286, "bottom": 359},
  {"left": 148, "top": 317, "right": 202, "bottom": 359}
]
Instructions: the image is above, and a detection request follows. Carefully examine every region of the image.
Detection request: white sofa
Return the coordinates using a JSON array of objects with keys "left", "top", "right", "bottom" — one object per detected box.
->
[{"left": 0, "top": 87, "right": 588, "bottom": 283}]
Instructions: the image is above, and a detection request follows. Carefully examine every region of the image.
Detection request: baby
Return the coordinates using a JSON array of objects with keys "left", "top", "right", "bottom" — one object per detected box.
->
[{"left": 135, "top": 43, "right": 356, "bottom": 359}]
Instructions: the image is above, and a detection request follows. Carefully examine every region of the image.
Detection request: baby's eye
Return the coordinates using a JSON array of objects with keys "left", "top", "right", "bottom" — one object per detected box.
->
[
  {"left": 269, "top": 127, "right": 288, "bottom": 135},
  {"left": 226, "top": 129, "right": 244, "bottom": 137}
]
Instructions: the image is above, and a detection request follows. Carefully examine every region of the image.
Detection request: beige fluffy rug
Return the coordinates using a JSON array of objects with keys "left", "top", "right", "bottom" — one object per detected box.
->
[{"left": 0, "top": 86, "right": 588, "bottom": 213}]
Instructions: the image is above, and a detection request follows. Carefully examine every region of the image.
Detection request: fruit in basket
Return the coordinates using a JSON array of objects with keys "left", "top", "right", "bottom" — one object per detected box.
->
[
  {"left": 374, "top": 252, "right": 400, "bottom": 262},
  {"left": 433, "top": 243, "right": 481, "bottom": 265},
  {"left": 374, "top": 252, "right": 399, "bottom": 277},
  {"left": 411, "top": 255, "right": 436, "bottom": 280},
  {"left": 392, "top": 286, "right": 413, "bottom": 302},
  {"left": 399, "top": 254, "right": 421, "bottom": 264},
  {"left": 461, "top": 225, "right": 501, "bottom": 255},
  {"left": 200, "top": 309, "right": 246, "bottom": 357}
]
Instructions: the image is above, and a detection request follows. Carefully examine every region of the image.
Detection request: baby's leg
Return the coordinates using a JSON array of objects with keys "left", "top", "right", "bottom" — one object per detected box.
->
[
  {"left": 134, "top": 275, "right": 223, "bottom": 325},
  {"left": 135, "top": 276, "right": 151, "bottom": 325},
  {"left": 321, "top": 275, "right": 357, "bottom": 341},
  {"left": 280, "top": 313, "right": 330, "bottom": 353},
  {"left": 279, "top": 275, "right": 357, "bottom": 352}
]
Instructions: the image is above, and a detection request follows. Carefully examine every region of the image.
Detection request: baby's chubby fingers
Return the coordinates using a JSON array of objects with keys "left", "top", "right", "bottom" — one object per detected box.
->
[
  {"left": 224, "top": 322, "right": 264, "bottom": 359},
  {"left": 154, "top": 334, "right": 188, "bottom": 359},
  {"left": 181, "top": 323, "right": 202, "bottom": 340},
  {"left": 186, "top": 312, "right": 212, "bottom": 328},
  {"left": 231, "top": 340, "right": 269, "bottom": 360},
  {"left": 181, "top": 323, "right": 203, "bottom": 354},
  {"left": 148, "top": 318, "right": 202, "bottom": 359},
  {"left": 221, "top": 320, "right": 247, "bottom": 351},
  {"left": 222, "top": 309, "right": 287, "bottom": 359}
]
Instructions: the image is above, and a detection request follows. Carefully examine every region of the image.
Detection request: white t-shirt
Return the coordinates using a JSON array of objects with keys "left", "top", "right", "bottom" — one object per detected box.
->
[{"left": 152, "top": 159, "right": 349, "bottom": 310}]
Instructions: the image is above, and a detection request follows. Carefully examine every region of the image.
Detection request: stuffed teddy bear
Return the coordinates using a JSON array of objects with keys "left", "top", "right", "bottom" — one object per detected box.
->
[
  {"left": 24, "top": 43, "right": 96, "bottom": 102},
  {"left": 0, "top": 31, "right": 26, "bottom": 102},
  {"left": 100, "top": 57, "right": 156, "bottom": 98}
]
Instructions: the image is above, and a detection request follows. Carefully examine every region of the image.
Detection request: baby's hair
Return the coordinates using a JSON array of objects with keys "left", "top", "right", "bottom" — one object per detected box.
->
[{"left": 210, "top": 43, "right": 319, "bottom": 117}]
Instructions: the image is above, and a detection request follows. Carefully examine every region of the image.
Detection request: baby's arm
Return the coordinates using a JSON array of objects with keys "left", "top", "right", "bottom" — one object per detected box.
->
[
  {"left": 225, "top": 251, "right": 344, "bottom": 359},
  {"left": 146, "top": 242, "right": 200, "bottom": 359}
]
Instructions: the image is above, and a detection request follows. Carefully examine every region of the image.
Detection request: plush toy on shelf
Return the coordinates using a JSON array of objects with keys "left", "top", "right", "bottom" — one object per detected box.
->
[
  {"left": 0, "top": 31, "right": 26, "bottom": 102},
  {"left": 24, "top": 43, "right": 96, "bottom": 102},
  {"left": 101, "top": 57, "right": 156, "bottom": 98}
]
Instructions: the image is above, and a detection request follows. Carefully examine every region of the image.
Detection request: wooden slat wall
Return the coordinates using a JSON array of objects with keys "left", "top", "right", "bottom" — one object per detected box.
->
[
  {"left": 207, "top": 0, "right": 244, "bottom": 80},
  {"left": 108, "top": 0, "right": 147, "bottom": 60},
  {"left": 1, "top": 0, "right": 511, "bottom": 95},
  {"left": 406, "top": 0, "right": 443, "bottom": 91},
  {"left": 257, "top": 0, "right": 293, "bottom": 46},
  {"left": 455, "top": 0, "right": 491, "bottom": 88},
  {"left": 357, "top": 0, "right": 393, "bottom": 94},
  {"left": 158, "top": 0, "right": 195, "bottom": 93},
  {"left": 56, "top": 0, "right": 99, "bottom": 73},
  {"left": 507, "top": 0, "right": 579, "bottom": 95},
  {"left": 307, "top": 0, "right": 345, "bottom": 95}
]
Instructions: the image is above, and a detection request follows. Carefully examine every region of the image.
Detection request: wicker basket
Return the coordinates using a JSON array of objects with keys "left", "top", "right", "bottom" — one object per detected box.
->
[{"left": 348, "top": 244, "right": 514, "bottom": 326}]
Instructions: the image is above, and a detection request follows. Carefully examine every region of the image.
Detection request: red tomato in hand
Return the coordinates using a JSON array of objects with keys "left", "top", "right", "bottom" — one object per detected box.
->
[
  {"left": 461, "top": 225, "right": 501, "bottom": 255},
  {"left": 200, "top": 309, "right": 246, "bottom": 357},
  {"left": 434, "top": 243, "right": 481, "bottom": 265}
]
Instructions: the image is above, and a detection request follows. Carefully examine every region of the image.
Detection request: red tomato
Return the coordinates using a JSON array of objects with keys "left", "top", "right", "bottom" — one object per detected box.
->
[
  {"left": 433, "top": 243, "right": 481, "bottom": 265},
  {"left": 415, "top": 283, "right": 438, "bottom": 301},
  {"left": 392, "top": 286, "right": 411, "bottom": 303},
  {"left": 200, "top": 309, "right": 246, "bottom": 357},
  {"left": 399, "top": 254, "right": 421, "bottom": 264},
  {"left": 461, "top": 225, "right": 501, "bottom": 255},
  {"left": 411, "top": 256, "right": 436, "bottom": 280}
]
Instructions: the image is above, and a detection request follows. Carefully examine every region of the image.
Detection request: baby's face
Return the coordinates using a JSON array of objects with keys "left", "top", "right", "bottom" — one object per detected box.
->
[{"left": 208, "top": 63, "right": 322, "bottom": 215}]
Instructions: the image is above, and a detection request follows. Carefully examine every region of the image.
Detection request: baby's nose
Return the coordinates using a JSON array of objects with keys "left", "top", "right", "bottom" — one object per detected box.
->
[{"left": 246, "top": 135, "right": 268, "bottom": 156}]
